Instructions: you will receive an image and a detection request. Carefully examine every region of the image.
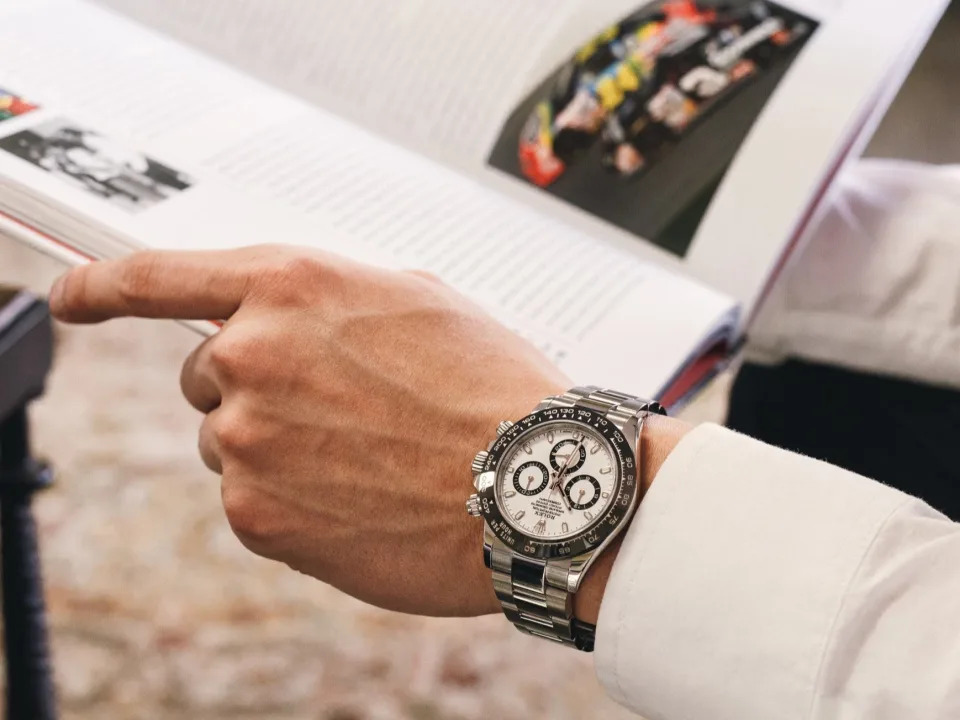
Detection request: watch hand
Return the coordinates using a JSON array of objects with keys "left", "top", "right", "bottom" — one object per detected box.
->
[
  {"left": 552, "top": 439, "right": 584, "bottom": 512},
  {"left": 548, "top": 471, "right": 574, "bottom": 512},
  {"left": 555, "top": 473, "right": 575, "bottom": 512},
  {"left": 557, "top": 440, "right": 584, "bottom": 479}
]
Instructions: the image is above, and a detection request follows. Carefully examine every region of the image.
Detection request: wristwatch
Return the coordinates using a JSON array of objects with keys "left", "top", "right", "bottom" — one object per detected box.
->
[{"left": 465, "top": 386, "right": 665, "bottom": 651}]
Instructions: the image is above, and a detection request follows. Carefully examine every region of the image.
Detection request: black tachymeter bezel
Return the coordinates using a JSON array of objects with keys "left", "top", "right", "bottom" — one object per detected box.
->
[{"left": 478, "top": 407, "right": 637, "bottom": 561}]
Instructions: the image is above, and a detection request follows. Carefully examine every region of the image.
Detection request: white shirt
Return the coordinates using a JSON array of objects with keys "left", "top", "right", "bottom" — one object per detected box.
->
[
  {"left": 749, "top": 159, "right": 960, "bottom": 389},
  {"left": 596, "top": 424, "right": 960, "bottom": 720},
  {"left": 593, "top": 160, "right": 960, "bottom": 718}
]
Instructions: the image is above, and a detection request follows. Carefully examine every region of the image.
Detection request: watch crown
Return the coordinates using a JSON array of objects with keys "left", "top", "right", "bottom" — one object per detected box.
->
[
  {"left": 496, "top": 420, "right": 515, "bottom": 436},
  {"left": 466, "top": 494, "right": 482, "bottom": 517},
  {"left": 471, "top": 451, "right": 489, "bottom": 475}
]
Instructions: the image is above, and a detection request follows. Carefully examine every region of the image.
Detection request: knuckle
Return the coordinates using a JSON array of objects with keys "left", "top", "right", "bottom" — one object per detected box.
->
[
  {"left": 116, "top": 254, "right": 160, "bottom": 306},
  {"left": 275, "top": 255, "right": 328, "bottom": 289},
  {"left": 280, "top": 254, "right": 327, "bottom": 280},
  {"left": 213, "top": 409, "right": 258, "bottom": 455},
  {"left": 221, "top": 482, "right": 274, "bottom": 546},
  {"left": 407, "top": 269, "right": 444, "bottom": 285},
  {"left": 208, "top": 332, "right": 257, "bottom": 377},
  {"left": 258, "top": 254, "right": 340, "bottom": 304}
]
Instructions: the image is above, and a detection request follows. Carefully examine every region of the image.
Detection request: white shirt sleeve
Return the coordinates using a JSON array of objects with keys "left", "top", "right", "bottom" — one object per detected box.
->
[
  {"left": 748, "top": 159, "right": 960, "bottom": 389},
  {"left": 594, "top": 423, "right": 960, "bottom": 720}
]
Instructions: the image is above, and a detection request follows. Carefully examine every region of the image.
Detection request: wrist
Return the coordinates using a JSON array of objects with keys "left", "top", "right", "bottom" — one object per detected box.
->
[
  {"left": 462, "top": 380, "right": 571, "bottom": 617},
  {"left": 573, "top": 414, "right": 691, "bottom": 624}
]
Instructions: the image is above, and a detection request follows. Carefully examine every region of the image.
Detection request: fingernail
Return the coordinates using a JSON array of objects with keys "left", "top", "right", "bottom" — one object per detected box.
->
[{"left": 49, "top": 274, "right": 67, "bottom": 314}]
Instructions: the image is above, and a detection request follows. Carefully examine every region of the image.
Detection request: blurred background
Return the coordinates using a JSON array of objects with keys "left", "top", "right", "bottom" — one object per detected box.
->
[{"left": 0, "top": 2, "right": 958, "bottom": 719}]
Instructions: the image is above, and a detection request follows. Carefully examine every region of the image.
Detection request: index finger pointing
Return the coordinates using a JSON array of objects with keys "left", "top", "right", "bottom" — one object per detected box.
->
[{"left": 49, "top": 249, "right": 256, "bottom": 323}]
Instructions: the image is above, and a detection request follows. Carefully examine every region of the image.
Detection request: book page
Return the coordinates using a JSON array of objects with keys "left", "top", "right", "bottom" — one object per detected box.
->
[
  {"left": 0, "top": 0, "right": 738, "bottom": 401},
  {"left": 89, "top": 0, "right": 948, "bottom": 324},
  {"left": 489, "top": 1, "right": 824, "bottom": 258},
  {"left": 481, "top": 0, "right": 949, "bottom": 319},
  {"left": 684, "top": 0, "right": 949, "bottom": 318},
  {"left": 89, "top": 0, "right": 579, "bottom": 169},
  {"left": 88, "top": 0, "right": 849, "bottom": 173}
]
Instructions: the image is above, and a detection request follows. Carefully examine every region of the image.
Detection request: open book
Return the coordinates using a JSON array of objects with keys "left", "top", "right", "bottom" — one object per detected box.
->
[{"left": 0, "top": 0, "right": 948, "bottom": 407}]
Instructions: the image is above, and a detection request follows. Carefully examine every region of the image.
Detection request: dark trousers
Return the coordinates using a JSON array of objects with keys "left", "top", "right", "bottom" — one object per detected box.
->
[{"left": 726, "top": 360, "right": 960, "bottom": 521}]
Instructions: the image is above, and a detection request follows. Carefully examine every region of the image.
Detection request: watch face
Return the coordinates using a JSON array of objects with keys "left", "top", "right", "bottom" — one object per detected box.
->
[
  {"left": 497, "top": 422, "right": 616, "bottom": 541},
  {"left": 477, "top": 406, "right": 637, "bottom": 560}
]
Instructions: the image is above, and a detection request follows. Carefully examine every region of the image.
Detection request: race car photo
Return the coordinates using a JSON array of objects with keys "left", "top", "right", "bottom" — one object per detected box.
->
[
  {"left": 0, "top": 87, "right": 38, "bottom": 124},
  {"left": 517, "top": 0, "right": 813, "bottom": 187}
]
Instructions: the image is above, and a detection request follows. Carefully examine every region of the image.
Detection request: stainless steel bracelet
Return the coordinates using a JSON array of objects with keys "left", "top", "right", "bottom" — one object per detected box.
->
[{"left": 486, "top": 386, "right": 664, "bottom": 652}]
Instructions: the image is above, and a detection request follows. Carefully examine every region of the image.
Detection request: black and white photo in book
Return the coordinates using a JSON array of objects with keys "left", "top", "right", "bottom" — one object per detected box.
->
[
  {"left": 488, "top": 0, "right": 818, "bottom": 257},
  {"left": 0, "top": 117, "right": 192, "bottom": 212}
]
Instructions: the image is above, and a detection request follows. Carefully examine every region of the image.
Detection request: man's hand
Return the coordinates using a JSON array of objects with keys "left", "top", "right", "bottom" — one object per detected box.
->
[{"left": 49, "top": 246, "right": 571, "bottom": 617}]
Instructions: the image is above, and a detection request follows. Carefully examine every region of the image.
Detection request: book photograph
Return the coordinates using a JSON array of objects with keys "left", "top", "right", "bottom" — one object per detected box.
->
[
  {"left": 488, "top": 0, "right": 817, "bottom": 257},
  {"left": 0, "top": 86, "right": 38, "bottom": 123},
  {"left": 0, "top": 117, "right": 192, "bottom": 212}
]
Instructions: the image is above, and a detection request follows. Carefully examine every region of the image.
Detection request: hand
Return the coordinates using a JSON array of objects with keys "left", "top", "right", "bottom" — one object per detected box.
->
[
  {"left": 49, "top": 246, "right": 692, "bottom": 624},
  {"left": 49, "top": 245, "right": 570, "bottom": 617}
]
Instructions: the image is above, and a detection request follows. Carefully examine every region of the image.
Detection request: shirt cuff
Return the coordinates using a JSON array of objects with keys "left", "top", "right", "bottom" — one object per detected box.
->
[{"left": 594, "top": 424, "right": 910, "bottom": 720}]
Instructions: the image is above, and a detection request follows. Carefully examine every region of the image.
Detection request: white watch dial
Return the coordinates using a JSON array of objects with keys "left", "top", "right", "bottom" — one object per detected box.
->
[{"left": 497, "top": 422, "right": 617, "bottom": 541}]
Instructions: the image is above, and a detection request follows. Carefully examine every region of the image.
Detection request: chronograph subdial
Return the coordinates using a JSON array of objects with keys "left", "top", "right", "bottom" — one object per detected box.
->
[
  {"left": 549, "top": 439, "right": 586, "bottom": 474},
  {"left": 563, "top": 475, "right": 602, "bottom": 511},
  {"left": 512, "top": 461, "right": 550, "bottom": 496}
]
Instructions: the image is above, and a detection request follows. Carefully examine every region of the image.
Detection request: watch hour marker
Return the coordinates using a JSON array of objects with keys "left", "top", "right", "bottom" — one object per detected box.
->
[
  {"left": 584, "top": 511, "right": 594, "bottom": 520},
  {"left": 561, "top": 522, "right": 569, "bottom": 533},
  {"left": 546, "top": 430, "right": 555, "bottom": 443},
  {"left": 590, "top": 443, "right": 601, "bottom": 455},
  {"left": 601, "top": 492, "right": 610, "bottom": 499},
  {"left": 599, "top": 467, "right": 612, "bottom": 475},
  {"left": 514, "top": 510, "right": 525, "bottom": 521},
  {"left": 504, "top": 491, "right": 516, "bottom": 498},
  {"left": 522, "top": 443, "right": 532, "bottom": 455}
]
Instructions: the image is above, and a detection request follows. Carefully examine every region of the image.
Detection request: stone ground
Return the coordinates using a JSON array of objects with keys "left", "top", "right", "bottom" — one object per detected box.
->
[{"left": 1, "top": 5, "right": 958, "bottom": 718}]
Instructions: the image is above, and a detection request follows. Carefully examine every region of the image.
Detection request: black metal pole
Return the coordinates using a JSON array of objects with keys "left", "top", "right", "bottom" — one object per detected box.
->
[{"left": 0, "top": 405, "right": 57, "bottom": 720}]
